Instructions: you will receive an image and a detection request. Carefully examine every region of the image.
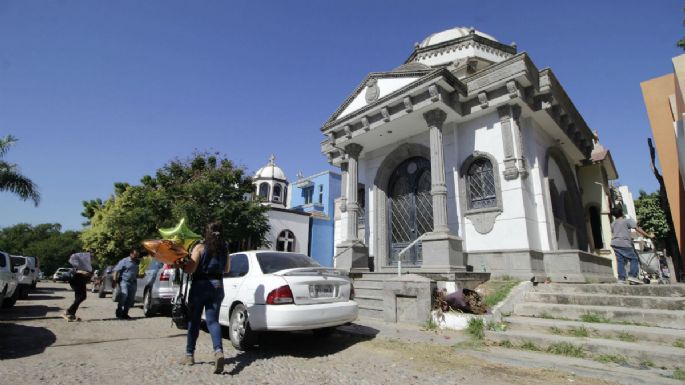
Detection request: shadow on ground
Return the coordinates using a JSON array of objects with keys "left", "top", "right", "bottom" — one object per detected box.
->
[
  {"left": 0, "top": 323, "right": 56, "bottom": 359},
  {"left": 0, "top": 304, "right": 62, "bottom": 321},
  {"left": 218, "top": 325, "right": 379, "bottom": 375}
]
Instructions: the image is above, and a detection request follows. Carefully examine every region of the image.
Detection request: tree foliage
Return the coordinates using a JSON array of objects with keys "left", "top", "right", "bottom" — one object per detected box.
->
[
  {"left": 0, "top": 223, "right": 82, "bottom": 275},
  {"left": 0, "top": 135, "right": 40, "bottom": 206},
  {"left": 635, "top": 190, "right": 672, "bottom": 242},
  {"left": 81, "top": 153, "right": 270, "bottom": 267}
]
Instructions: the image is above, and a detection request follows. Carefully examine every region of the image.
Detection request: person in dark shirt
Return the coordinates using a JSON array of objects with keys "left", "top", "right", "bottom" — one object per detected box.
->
[{"left": 610, "top": 207, "right": 653, "bottom": 285}]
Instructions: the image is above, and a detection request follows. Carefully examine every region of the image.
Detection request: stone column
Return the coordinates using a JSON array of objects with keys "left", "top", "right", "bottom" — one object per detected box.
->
[
  {"left": 345, "top": 143, "right": 362, "bottom": 242},
  {"left": 420, "top": 108, "right": 465, "bottom": 272},
  {"left": 424, "top": 109, "right": 450, "bottom": 233},
  {"left": 335, "top": 143, "right": 369, "bottom": 272}
]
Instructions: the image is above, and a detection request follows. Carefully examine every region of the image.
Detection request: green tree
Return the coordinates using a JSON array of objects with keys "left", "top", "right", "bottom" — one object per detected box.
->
[
  {"left": 0, "top": 135, "right": 40, "bottom": 206},
  {"left": 0, "top": 223, "right": 82, "bottom": 275},
  {"left": 81, "top": 153, "right": 270, "bottom": 267},
  {"left": 635, "top": 190, "right": 672, "bottom": 245}
]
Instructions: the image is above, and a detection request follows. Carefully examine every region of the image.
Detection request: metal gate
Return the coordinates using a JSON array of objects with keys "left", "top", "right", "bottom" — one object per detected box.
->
[{"left": 388, "top": 157, "right": 433, "bottom": 265}]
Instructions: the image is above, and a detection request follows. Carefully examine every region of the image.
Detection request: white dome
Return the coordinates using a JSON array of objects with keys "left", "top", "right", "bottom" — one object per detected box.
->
[
  {"left": 419, "top": 27, "right": 498, "bottom": 48},
  {"left": 254, "top": 155, "right": 287, "bottom": 181}
]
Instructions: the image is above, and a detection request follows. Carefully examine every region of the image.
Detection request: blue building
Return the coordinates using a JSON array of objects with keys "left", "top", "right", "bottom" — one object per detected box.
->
[{"left": 289, "top": 170, "right": 341, "bottom": 267}]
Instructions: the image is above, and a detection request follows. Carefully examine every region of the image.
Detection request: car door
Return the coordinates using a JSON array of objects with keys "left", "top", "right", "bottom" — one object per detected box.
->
[
  {"left": 136, "top": 261, "right": 161, "bottom": 301},
  {"left": 219, "top": 253, "right": 250, "bottom": 324}
]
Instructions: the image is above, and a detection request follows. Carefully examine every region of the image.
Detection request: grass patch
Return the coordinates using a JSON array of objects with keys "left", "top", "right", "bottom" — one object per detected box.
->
[
  {"left": 595, "top": 354, "right": 628, "bottom": 365},
  {"left": 640, "top": 360, "right": 655, "bottom": 368},
  {"left": 487, "top": 321, "right": 508, "bottom": 332},
  {"left": 466, "top": 317, "right": 485, "bottom": 340},
  {"left": 540, "top": 312, "right": 554, "bottom": 319},
  {"left": 549, "top": 326, "right": 563, "bottom": 335},
  {"left": 547, "top": 342, "right": 585, "bottom": 358},
  {"left": 615, "top": 331, "right": 637, "bottom": 342},
  {"left": 674, "top": 339, "right": 685, "bottom": 349},
  {"left": 672, "top": 368, "right": 685, "bottom": 380},
  {"left": 423, "top": 316, "right": 439, "bottom": 332},
  {"left": 482, "top": 280, "right": 520, "bottom": 308},
  {"left": 520, "top": 341, "right": 541, "bottom": 351},
  {"left": 453, "top": 339, "right": 485, "bottom": 350},
  {"left": 580, "top": 313, "right": 609, "bottom": 323},
  {"left": 497, "top": 339, "right": 513, "bottom": 348},
  {"left": 568, "top": 326, "right": 589, "bottom": 338}
]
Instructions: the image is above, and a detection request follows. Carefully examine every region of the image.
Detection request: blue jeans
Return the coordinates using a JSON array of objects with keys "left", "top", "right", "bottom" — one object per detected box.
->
[
  {"left": 186, "top": 279, "right": 225, "bottom": 356},
  {"left": 117, "top": 280, "right": 137, "bottom": 316},
  {"left": 612, "top": 246, "right": 639, "bottom": 281}
]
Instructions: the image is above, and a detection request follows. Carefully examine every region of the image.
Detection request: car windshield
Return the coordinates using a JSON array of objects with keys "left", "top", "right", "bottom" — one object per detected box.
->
[{"left": 256, "top": 252, "right": 321, "bottom": 274}]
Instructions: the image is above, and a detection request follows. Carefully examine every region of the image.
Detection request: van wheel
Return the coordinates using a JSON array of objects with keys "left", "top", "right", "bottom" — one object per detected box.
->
[
  {"left": 0, "top": 286, "right": 6, "bottom": 308},
  {"left": 229, "top": 304, "right": 255, "bottom": 350},
  {"left": 143, "top": 290, "right": 155, "bottom": 317},
  {"left": 18, "top": 285, "right": 29, "bottom": 299}
]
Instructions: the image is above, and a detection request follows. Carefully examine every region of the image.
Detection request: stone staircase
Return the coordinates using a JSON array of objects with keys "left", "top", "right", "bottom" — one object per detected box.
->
[
  {"left": 486, "top": 283, "right": 685, "bottom": 369},
  {"left": 352, "top": 275, "right": 385, "bottom": 320}
]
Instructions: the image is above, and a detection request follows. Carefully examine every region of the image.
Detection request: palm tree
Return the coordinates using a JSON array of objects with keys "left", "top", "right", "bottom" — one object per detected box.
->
[{"left": 0, "top": 135, "right": 40, "bottom": 206}]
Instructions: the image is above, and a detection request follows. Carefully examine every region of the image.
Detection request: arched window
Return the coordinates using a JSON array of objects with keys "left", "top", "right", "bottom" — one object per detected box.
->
[
  {"left": 276, "top": 230, "right": 295, "bottom": 252},
  {"left": 258, "top": 182, "right": 270, "bottom": 198},
  {"left": 466, "top": 158, "right": 496, "bottom": 210},
  {"left": 273, "top": 184, "right": 282, "bottom": 202}
]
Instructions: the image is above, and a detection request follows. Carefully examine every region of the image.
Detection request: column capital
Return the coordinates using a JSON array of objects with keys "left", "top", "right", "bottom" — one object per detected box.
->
[
  {"left": 345, "top": 143, "right": 363, "bottom": 159},
  {"left": 423, "top": 108, "right": 447, "bottom": 128}
]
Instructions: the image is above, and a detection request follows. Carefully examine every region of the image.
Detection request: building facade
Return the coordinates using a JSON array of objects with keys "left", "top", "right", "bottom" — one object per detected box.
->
[
  {"left": 289, "top": 171, "right": 342, "bottom": 267},
  {"left": 320, "top": 27, "right": 615, "bottom": 282}
]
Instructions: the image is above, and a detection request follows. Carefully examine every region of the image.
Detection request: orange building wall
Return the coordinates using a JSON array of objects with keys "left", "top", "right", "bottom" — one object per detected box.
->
[{"left": 641, "top": 74, "right": 685, "bottom": 270}]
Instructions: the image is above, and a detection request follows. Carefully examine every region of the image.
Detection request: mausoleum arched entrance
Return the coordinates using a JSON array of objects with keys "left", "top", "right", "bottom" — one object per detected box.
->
[
  {"left": 373, "top": 143, "right": 431, "bottom": 270},
  {"left": 543, "top": 148, "right": 588, "bottom": 251}
]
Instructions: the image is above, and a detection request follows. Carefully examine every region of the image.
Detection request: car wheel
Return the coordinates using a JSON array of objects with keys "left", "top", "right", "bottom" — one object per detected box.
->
[
  {"left": 229, "top": 303, "right": 255, "bottom": 350},
  {"left": 312, "top": 327, "right": 336, "bottom": 338},
  {"left": 0, "top": 286, "right": 6, "bottom": 309},
  {"left": 143, "top": 290, "right": 155, "bottom": 317},
  {"left": 18, "top": 286, "right": 29, "bottom": 299},
  {"left": 2, "top": 289, "right": 18, "bottom": 308}
]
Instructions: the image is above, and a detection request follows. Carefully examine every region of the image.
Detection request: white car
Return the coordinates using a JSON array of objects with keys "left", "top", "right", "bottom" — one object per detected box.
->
[
  {"left": 11, "top": 256, "right": 37, "bottom": 299},
  {"left": 216, "top": 251, "right": 357, "bottom": 350},
  {"left": 0, "top": 251, "right": 19, "bottom": 308}
]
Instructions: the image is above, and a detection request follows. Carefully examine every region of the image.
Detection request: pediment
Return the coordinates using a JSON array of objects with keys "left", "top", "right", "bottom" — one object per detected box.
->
[{"left": 326, "top": 70, "right": 433, "bottom": 125}]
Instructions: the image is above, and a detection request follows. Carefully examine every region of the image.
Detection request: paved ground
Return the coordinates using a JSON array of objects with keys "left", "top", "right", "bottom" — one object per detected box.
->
[{"left": 0, "top": 282, "right": 679, "bottom": 385}]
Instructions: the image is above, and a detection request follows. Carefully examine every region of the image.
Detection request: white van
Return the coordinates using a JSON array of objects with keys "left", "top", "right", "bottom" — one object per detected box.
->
[
  {"left": 11, "top": 256, "right": 37, "bottom": 299},
  {"left": 0, "top": 251, "right": 19, "bottom": 308}
]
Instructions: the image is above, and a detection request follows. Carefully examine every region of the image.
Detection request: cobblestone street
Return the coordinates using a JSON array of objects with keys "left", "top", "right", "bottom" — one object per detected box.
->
[{"left": 0, "top": 282, "right": 641, "bottom": 385}]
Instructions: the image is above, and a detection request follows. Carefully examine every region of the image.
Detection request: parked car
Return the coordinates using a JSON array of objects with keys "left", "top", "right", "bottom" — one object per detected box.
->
[
  {"left": 11, "top": 256, "right": 37, "bottom": 299},
  {"left": 92, "top": 266, "right": 114, "bottom": 297},
  {"left": 52, "top": 267, "right": 73, "bottom": 282},
  {"left": 134, "top": 260, "right": 179, "bottom": 317},
  {"left": 0, "top": 251, "right": 19, "bottom": 308},
  {"left": 215, "top": 251, "right": 357, "bottom": 350},
  {"left": 25, "top": 256, "right": 40, "bottom": 288}
]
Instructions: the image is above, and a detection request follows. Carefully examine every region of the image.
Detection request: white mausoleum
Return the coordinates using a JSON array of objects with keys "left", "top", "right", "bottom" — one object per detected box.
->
[{"left": 322, "top": 27, "right": 616, "bottom": 282}]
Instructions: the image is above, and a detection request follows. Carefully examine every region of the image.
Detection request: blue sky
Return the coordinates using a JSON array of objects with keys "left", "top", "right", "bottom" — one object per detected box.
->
[{"left": 0, "top": 0, "right": 682, "bottom": 231}]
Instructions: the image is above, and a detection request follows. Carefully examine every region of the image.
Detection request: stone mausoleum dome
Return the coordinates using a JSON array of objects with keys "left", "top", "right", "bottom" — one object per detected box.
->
[
  {"left": 406, "top": 26, "right": 515, "bottom": 76},
  {"left": 254, "top": 155, "right": 288, "bottom": 208},
  {"left": 418, "top": 26, "right": 498, "bottom": 48}
]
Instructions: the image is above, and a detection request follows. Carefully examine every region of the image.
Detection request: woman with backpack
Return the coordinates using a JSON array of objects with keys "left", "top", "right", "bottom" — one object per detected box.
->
[{"left": 179, "top": 221, "right": 230, "bottom": 374}]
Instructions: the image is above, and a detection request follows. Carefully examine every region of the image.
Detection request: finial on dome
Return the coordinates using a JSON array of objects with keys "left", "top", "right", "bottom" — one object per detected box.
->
[
  {"left": 296, "top": 171, "right": 304, "bottom": 180},
  {"left": 469, "top": 27, "right": 475, "bottom": 35},
  {"left": 269, "top": 154, "right": 276, "bottom": 165},
  {"left": 511, "top": 41, "right": 517, "bottom": 49}
]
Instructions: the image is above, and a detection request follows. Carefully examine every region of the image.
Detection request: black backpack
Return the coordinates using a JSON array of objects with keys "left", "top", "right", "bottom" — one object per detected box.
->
[{"left": 171, "top": 269, "right": 189, "bottom": 330}]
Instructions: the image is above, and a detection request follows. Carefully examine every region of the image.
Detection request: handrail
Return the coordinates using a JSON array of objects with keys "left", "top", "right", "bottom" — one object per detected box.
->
[{"left": 395, "top": 232, "right": 428, "bottom": 276}]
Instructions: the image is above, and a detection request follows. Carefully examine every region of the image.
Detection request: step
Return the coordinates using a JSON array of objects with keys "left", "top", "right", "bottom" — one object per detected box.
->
[
  {"left": 504, "top": 316, "right": 685, "bottom": 346},
  {"left": 486, "top": 329, "right": 685, "bottom": 369},
  {"left": 525, "top": 292, "right": 685, "bottom": 310},
  {"left": 357, "top": 307, "right": 383, "bottom": 320},
  {"left": 354, "top": 295, "right": 384, "bottom": 309},
  {"left": 533, "top": 283, "right": 685, "bottom": 297},
  {"left": 514, "top": 302, "right": 685, "bottom": 329},
  {"left": 351, "top": 279, "right": 384, "bottom": 289}
]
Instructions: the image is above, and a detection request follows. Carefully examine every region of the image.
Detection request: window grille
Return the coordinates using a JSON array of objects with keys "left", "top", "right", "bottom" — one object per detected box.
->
[{"left": 467, "top": 158, "right": 497, "bottom": 209}]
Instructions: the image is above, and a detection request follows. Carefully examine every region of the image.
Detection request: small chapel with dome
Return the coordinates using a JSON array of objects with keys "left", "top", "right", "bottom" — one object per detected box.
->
[{"left": 320, "top": 25, "right": 619, "bottom": 292}]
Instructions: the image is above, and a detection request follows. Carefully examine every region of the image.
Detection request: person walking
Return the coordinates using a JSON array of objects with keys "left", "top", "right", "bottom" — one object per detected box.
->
[
  {"left": 610, "top": 207, "right": 654, "bottom": 285},
  {"left": 180, "top": 221, "right": 230, "bottom": 374},
  {"left": 63, "top": 252, "right": 93, "bottom": 321},
  {"left": 113, "top": 249, "right": 140, "bottom": 319}
]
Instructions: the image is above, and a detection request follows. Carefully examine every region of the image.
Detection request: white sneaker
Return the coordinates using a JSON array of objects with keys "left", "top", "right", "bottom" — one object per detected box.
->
[
  {"left": 617, "top": 280, "right": 628, "bottom": 285},
  {"left": 627, "top": 277, "right": 643, "bottom": 285}
]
